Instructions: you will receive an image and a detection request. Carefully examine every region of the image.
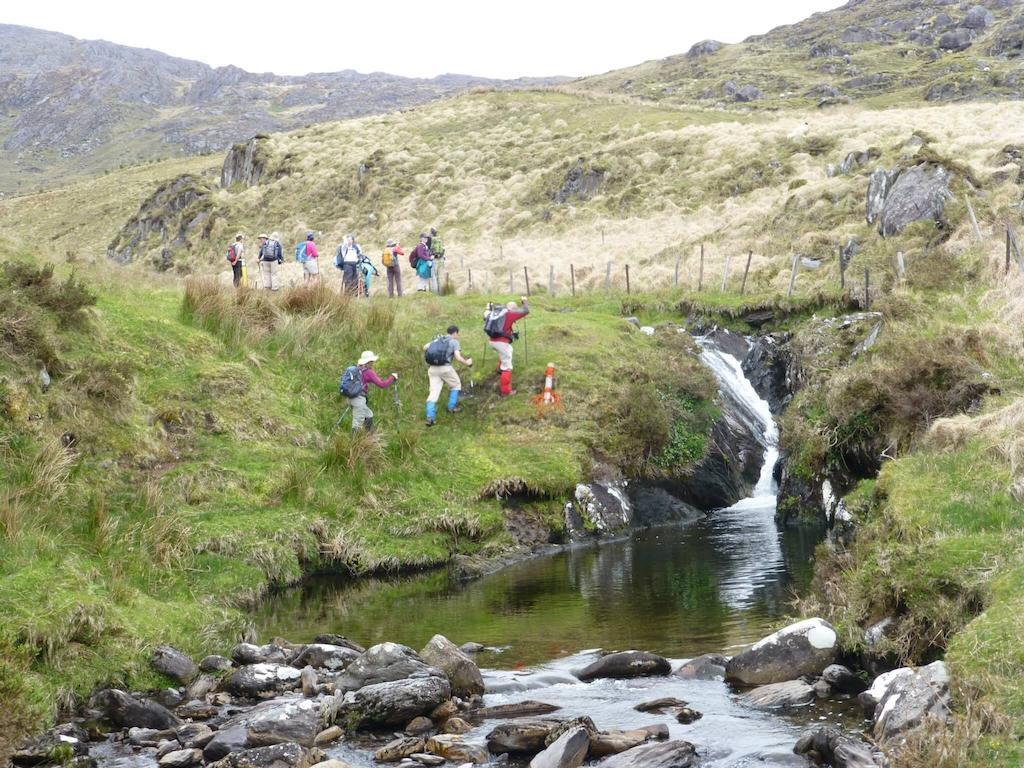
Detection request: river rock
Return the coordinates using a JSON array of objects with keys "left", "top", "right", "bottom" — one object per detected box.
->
[
  {"left": 300, "top": 666, "right": 319, "bottom": 697},
  {"left": 11, "top": 723, "right": 90, "bottom": 766},
  {"left": 598, "top": 740, "right": 699, "bottom": 768},
  {"left": 152, "top": 645, "right": 199, "bottom": 684},
  {"left": 344, "top": 676, "right": 452, "bottom": 728},
  {"left": 530, "top": 726, "right": 590, "bottom": 768},
  {"left": 741, "top": 680, "right": 816, "bottom": 711},
  {"left": 426, "top": 734, "right": 488, "bottom": 764},
  {"left": 406, "top": 716, "right": 434, "bottom": 735},
  {"left": 293, "top": 644, "right": 360, "bottom": 672},
  {"left": 92, "top": 689, "right": 182, "bottom": 730},
  {"left": 314, "top": 726, "right": 342, "bottom": 746},
  {"left": 793, "top": 726, "right": 882, "bottom": 767},
  {"left": 459, "top": 642, "right": 485, "bottom": 654},
  {"left": 822, "top": 664, "right": 866, "bottom": 695},
  {"left": 226, "top": 664, "right": 303, "bottom": 698},
  {"left": 232, "top": 643, "right": 293, "bottom": 666},
  {"left": 442, "top": 717, "right": 472, "bottom": 735},
  {"left": 725, "top": 618, "right": 838, "bottom": 686},
  {"left": 410, "top": 755, "right": 444, "bottom": 766},
  {"left": 674, "top": 653, "right": 728, "bottom": 681},
  {"left": 575, "top": 651, "right": 671, "bottom": 682},
  {"left": 486, "top": 718, "right": 563, "bottom": 754},
  {"left": 129, "top": 727, "right": 169, "bottom": 747},
  {"left": 376, "top": 737, "right": 426, "bottom": 763},
  {"left": 200, "top": 655, "right": 235, "bottom": 673},
  {"left": 204, "top": 725, "right": 250, "bottom": 763},
  {"left": 177, "top": 701, "right": 220, "bottom": 720},
  {"left": 564, "top": 483, "right": 633, "bottom": 539},
  {"left": 430, "top": 700, "right": 459, "bottom": 721},
  {"left": 209, "top": 743, "right": 325, "bottom": 768},
  {"left": 312, "top": 761, "right": 356, "bottom": 768},
  {"left": 878, "top": 164, "right": 951, "bottom": 236},
  {"left": 473, "top": 700, "right": 561, "bottom": 719},
  {"left": 545, "top": 717, "right": 597, "bottom": 746},
  {"left": 335, "top": 643, "right": 440, "bottom": 691},
  {"left": 675, "top": 708, "right": 702, "bottom": 724},
  {"left": 871, "top": 661, "right": 950, "bottom": 741},
  {"left": 176, "top": 724, "right": 215, "bottom": 749},
  {"left": 247, "top": 698, "right": 323, "bottom": 747},
  {"left": 589, "top": 729, "right": 655, "bottom": 758},
  {"left": 186, "top": 674, "right": 219, "bottom": 701},
  {"left": 420, "top": 635, "right": 485, "bottom": 697},
  {"left": 312, "top": 634, "right": 365, "bottom": 653},
  {"left": 159, "top": 749, "right": 203, "bottom": 768},
  {"left": 858, "top": 667, "right": 916, "bottom": 716},
  {"left": 634, "top": 698, "right": 687, "bottom": 714}
]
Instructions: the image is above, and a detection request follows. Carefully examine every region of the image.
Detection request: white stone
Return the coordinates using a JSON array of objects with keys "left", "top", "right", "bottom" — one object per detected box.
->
[{"left": 751, "top": 618, "right": 837, "bottom": 652}]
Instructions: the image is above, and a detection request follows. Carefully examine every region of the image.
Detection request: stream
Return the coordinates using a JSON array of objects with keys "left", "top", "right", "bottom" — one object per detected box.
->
[{"left": 244, "top": 339, "right": 855, "bottom": 767}]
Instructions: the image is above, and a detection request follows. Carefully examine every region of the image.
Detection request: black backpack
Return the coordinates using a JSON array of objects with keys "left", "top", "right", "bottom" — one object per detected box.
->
[
  {"left": 424, "top": 336, "right": 452, "bottom": 366},
  {"left": 484, "top": 306, "right": 509, "bottom": 339},
  {"left": 339, "top": 365, "right": 364, "bottom": 398}
]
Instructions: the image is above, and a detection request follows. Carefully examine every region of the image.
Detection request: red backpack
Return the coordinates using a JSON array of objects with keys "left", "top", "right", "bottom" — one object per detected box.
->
[{"left": 226, "top": 243, "right": 238, "bottom": 264}]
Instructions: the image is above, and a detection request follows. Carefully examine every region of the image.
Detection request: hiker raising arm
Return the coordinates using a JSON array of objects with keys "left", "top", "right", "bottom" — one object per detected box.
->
[{"left": 484, "top": 297, "right": 529, "bottom": 397}]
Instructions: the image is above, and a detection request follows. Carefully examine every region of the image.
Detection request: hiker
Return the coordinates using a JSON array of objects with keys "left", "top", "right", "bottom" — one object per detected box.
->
[
  {"left": 382, "top": 238, "right": 404, "bottom": 298},
  {"left": 258, "top": 232, "right": 283, "bottom": 290},
  {"left": 411, "top": 233, "right": 433, "bottom": 292},
  {"left": 335, "top": 234, "right": 362, "bottom": 295},
  {"left": 339, "top": 351, "right": 397, "bottom": 432},
  {"left": 423, "top": 325, "right": 473, "bottom": 426},
  {"left": 227, "top": 233, "right": 244, "bottom": 287},
  {"left": 484, "top": 297, "right": 529, "bottom": 396},
  {"left": 357, "top": 252, "right": 379, "bottom": 298},
  {"left": 427, "top": 226, "right": 445, "bottom": 293},
  {"left": 299, "top": 232, "right": 320, "bottom": 284}
]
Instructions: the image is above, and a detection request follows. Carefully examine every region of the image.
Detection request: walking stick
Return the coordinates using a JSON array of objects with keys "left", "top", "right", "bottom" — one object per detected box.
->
[
  {"left": 392, "top": 380, "right": 401, "bottom": 424},
  {"left": 521, "top": 319, "right": 528, "bottom": 368},
  {"left": 334, "top": 405, "right": 352, "bottom": 430}
]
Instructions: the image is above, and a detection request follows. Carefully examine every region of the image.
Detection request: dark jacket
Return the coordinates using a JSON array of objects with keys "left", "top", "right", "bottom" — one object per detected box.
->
[{"left": 259, "top": 240, "right": 283, "bottom": 262}]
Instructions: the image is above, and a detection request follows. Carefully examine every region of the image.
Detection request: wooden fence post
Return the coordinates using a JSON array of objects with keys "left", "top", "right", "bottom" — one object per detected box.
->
[
  {"left": 445, "top": 271, "right": 451, "bottom": 294},
  {"left": 839, "top": 245, "right": 846, "bottom": 290},
  {"left": 864, "top": 268, "right": 870, "bottom": 311},
  {"left": 674, "top": 256, "right": 681, "bottom": 287},
  {"left": 965, "top": 195, "right": 982, "bottom": 242},
  {"left": 509, "top": 269, "right": 514, "bottom": 294},
  {"left": 601, "top": 227, "right": 605, "bottom": 245},
  {"left": 698, "top": 242, "right": 705, "bottom": 292},
  {"left": 787, "top": 255, "right": 799, "bottom": 298},
  {"left": 468, "top": 268, "right": 473, "bottom": 290},
  {"left": 741, "top": 250, "right": 752, "bottom": 295},
  {"left": 604, "top": 261, "right": 611, "bottom": 291},
  {"left": 721, "top": 254, "right": 732, "bottom": 293},
  {"left": 570, "top": 264, "right": 576, "bottom": 297},
  {"left": 548, "top": 264, "right": 555, "bottom": 297},
  {"left": 625, "top": 264, "right": 631, "bottom": 295},
  {"left": 1007, "top": 227, "right": 1012, "bottom": 274},
  {"left": 523, "top": 266, "right": 531, "bottom": 297},
  {"left": 895, "top": 251, "right": 906, "bottom": 282}
]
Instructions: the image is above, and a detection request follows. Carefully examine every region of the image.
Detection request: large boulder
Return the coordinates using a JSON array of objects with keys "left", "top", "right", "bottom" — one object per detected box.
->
[
  {"left": 576, "top": 651, "right": 671, "bottom": 682},
  {"left": 878, "top": 164, "right": 952, "bottom": 237},
  {"left": 291, "top": 644, "right": 359, "bottom": 672},
  {"left": 870, "top": 661, "right": 951, "bottom": 741},
  {"left": 687, "top": 39, "right": 722, "bottom": 57},
  {"left": 865, "top": 168, "right": 898, "bottom": 225},
  {"left": 92, "top": 689, "right": 182, "bottom": 730},
  {"left": 740, "top": 680, "right": 816, "bottom": 711},
  {"left": 208, "top": 743, "right": 324, "bottom": 768},
  {"left": 231, "top": 643, "right": 293, "bottom": 666},
  {"left": 793, "top": 727, "right": 883, "bottom": 768},
  {"left": 11, "top": 724, "right": 90, "bottom": 766},
  {"left": 486, "top": 719, "right": 564, "bottom": 754},
  {"left": 375, "top": 737, "right": 426, "bottom": 763},
  {"left": 343, "top": 676, "right": 452, "bottom": 728},
  {"left": 225, "top": 664, "right": 302, "bottom": 698},
  {"left": 725, "top": 618, "right": 838, "bottom": 686},
  {"left": 419, "top": 635, "right": 485, "bottom": 697},
  {"left": 425, "top": 734, "right": 489, "bottom": 764},
  {"left": 530, "top": 727, "right": 590, "bottom": 768},
  {"left": 247, "top": 698, "right": 323, "bottom": 748},
  {"left": 152, "top": 645, "right": 199, "bottom": 684},
  {"left": 334, "top": 643, "right": 439, "bottom": 690},
  {"left": 937, "top": 27, "right": 975, "bottom": 51},
  {"left": 564, "top": 483, "right": 632, "bottom": 540},
  {"left": 962, "top": 5, "right": 994, "bottom": 30},
  {"left": 598, "top": 740, "right": 699, "bottom": 768},
  {"left": 474, "top": 700, "right": 561, "bottom": 719}
]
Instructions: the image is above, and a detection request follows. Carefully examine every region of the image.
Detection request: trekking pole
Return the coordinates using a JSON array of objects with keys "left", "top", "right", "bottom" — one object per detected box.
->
[
  {"left": 522, "top": 319, "right": 529, "bottom": 368},
  {"left": 334, "top": 405, "right": 352, "bottom": 430},
  {"left": 392, "top": 380, "right": 401, "bottom": 424}
]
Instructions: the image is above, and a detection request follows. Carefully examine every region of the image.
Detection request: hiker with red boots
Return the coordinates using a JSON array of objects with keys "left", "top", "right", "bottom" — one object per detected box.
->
[{"left": 483, "top": 297, "right": 529, "bottom": 397}]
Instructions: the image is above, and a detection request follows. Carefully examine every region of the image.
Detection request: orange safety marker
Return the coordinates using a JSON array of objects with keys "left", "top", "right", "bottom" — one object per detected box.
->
[{"left": 531, "top": 362, "right": 563, "bottom": 413}]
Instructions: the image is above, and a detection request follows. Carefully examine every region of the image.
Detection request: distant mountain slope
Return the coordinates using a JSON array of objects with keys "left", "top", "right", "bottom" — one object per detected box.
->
[
  {"left": 572, "top": 0, "right": 1023, "bottom": 107},
  {"left": 0, "top": 24, "right": 566, "bottom": 193}
]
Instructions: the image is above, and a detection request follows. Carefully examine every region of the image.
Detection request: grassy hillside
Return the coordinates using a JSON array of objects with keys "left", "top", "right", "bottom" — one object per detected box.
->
[{"left": 0, "top": 243, "right": 718, "bottom": 756}]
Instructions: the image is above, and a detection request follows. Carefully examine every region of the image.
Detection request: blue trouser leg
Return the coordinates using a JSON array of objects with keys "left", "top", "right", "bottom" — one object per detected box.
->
[
  {"left": 447, "top": 389, "right": 460, "bottom": 411},
  {"left": 426, "top": 400, "right": 437, "bottom": 421}
]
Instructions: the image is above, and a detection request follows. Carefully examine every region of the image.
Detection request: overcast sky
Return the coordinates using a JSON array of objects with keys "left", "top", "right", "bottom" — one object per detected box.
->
[{"left": 6, "top": 1, "right": 845, "bottom": 79}]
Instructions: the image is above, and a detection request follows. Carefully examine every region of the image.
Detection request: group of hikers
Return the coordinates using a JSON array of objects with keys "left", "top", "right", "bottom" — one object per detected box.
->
[
  {"left": 339, "top": 297, "right": 530, "bottom": 428},
  {"left": 225, "top": 228, "right": 446, "bottom": 296}
]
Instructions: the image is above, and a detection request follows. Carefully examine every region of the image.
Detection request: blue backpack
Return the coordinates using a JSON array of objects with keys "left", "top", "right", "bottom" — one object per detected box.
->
[
  {"left": 295, "top": 242, "right": 308, "bottom": 262},
  {"left": 339, "top": 365, "right": 364, "bottom": 398}
]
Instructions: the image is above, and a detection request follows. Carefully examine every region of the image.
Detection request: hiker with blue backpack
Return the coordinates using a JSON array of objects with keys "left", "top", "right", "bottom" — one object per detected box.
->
[
  {"left": 357, "top": 252, "right": 380, "bottom": 298},
  {"left": 411, "top": 233, "right": 433, "bottom": 292},
  {"left": 423, "top": 325, "right": 473, "bottom": 426},
  {"left": 339, "top": 351, "right": 398, "bottom": 432},
  {"left": 295, "top": 232, "right": 320, "bottom": 284},
  {"left": 258, "top": 232, "right": 284, "bottom": 291}
]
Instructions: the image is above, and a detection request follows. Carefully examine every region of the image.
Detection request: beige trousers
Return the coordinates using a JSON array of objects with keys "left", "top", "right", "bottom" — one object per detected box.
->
[{"left": 427, "top": 365, "right": 461, "bottom": 402}]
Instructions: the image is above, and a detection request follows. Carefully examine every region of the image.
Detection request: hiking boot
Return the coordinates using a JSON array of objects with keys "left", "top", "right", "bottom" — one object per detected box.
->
[
  {"left": 447, "top": 406, "right": 462, "bottom": 414},
  {"left": 425, "top": 418, "right": 436, "bottom": 427},
  {"left": 500, "top": 389, "right": 518, "bottom": 397}
]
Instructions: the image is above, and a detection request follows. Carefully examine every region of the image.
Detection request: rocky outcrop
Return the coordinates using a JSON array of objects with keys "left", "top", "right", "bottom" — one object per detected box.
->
[
  {"left": 725, "top": 618, "right": 839, "bottom": 686},
  {"left": 575, "top": 651, "right": 671, "bottom": 682},
  {"left": 553, "top": 163, "right": 606, "bottom": 204},
  {"left": 11, "top": 724, "right": 90, "bottom": 766},
  {"left": 877, "top": 164, "right": 952, "bottom": 236},
  {"left": 628, "top": 486, "right": 702, "bottom": 526},
  {"left": 742, "top": 334, "right": 795, "bottom": 414},
  {"left": 865, "top": 168, "right": 898, "bottom": 225},
  {"left": 687, "top": 40, "right": 723, "bottom": 57},
  {"left": 419, "top": 634, "right": 485, "bottom": 697},
  {"left": 221, "top": 137, "right": 270, "bottom": 188},
  {"left": 860, "top": 661, "right": 951, "bottom": 742},
  {"left": 937, "top": 28, "right": 975, "bottom": 51},
  {"left": 563, "top": 482, "right": 632, "bottom": 539},
  {"left": 793, "top": 727, "right": 883, "bottom": 768},
  {"left": 723, "top": 81, "right": 764, "bottom": 102}
]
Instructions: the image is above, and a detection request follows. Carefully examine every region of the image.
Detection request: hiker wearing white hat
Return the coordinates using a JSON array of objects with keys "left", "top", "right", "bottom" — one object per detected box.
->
[
  {"left": 338, "top": 350, "right": 398, "bottom": 431},
  {"left": 258, "top": 232, "right": 283, "bottom": 290}
]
